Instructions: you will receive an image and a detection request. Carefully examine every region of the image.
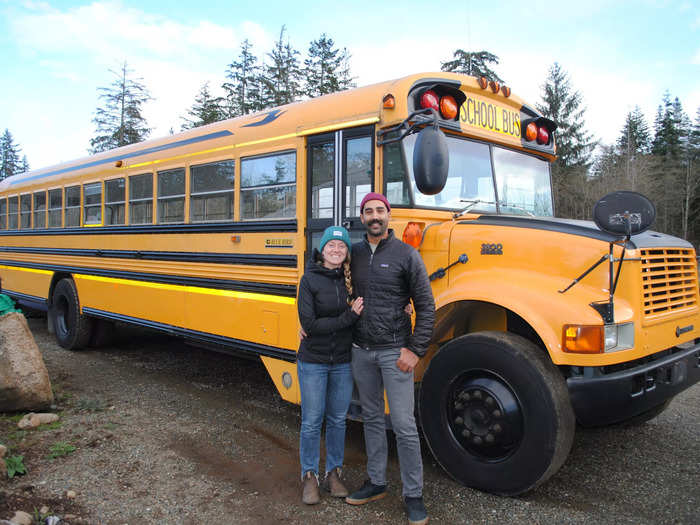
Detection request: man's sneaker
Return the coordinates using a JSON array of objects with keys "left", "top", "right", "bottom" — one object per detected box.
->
[
  {"left": 301, "top": 471, "right": 320, "bottom": 505},
  {"left": 345, "top": 479, "right": 387, "bottom": 505},
  {"left": 404, "top": 496, "right": 429, "bottom": 525},
  {"left": 326, "top": 467, "right": 349, "bottom": 498}
]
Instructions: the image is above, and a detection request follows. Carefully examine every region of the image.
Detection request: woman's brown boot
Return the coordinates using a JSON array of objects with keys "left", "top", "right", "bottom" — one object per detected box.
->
[
  {"left": 302, "top": 471, "right": 320, "bottom": 504},
  {"left": 327, "top": 467, "right": 349, "bottom": 498}
]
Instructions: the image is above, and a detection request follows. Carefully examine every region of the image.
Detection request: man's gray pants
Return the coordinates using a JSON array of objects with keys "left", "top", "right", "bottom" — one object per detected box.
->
[{"left": 351, "top": 344, "right": 423, "bottom": 498}]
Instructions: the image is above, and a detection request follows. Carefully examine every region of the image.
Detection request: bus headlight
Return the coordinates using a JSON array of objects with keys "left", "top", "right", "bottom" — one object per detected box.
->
[{"left": 563, "top": 323, "right": 634, "bottom": 353}]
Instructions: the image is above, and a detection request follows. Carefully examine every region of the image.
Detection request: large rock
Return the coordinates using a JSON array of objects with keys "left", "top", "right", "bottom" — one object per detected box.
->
[{"left": 0, "top": 312, "right": 53, "bottom": 411}]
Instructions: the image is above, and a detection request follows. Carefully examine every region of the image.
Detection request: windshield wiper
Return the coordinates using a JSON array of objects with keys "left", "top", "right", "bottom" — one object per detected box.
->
[
  {"left": 453, "top": 199, "right": 496, "bottom": 219},
  {"left": 499, "top": 201, "right": 535, "bottom": 217}
]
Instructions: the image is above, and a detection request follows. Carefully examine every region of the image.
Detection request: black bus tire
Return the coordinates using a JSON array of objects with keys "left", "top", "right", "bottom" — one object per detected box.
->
[
  {"left": 419, "top": 331, "right": 575, "bottom": 496},
  {"left": 50, "top": 278, "right": 93, "bottom": 350}
]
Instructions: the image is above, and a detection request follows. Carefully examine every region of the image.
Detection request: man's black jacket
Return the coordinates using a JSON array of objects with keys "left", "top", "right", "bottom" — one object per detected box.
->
[
  {"left": 297, "top": 253, "right": 358, "bottom": 364},
  {"left": 351, "top": 230, "right": 435, "bottom": 357}
]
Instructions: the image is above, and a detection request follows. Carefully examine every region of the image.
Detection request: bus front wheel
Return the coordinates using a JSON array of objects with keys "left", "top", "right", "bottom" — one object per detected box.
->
[
  {"left": 419, "top": 331, "right": 575, "bottom": 496},
  {"left": 50, "top": 278, "right": 93, "bottom": 350}
]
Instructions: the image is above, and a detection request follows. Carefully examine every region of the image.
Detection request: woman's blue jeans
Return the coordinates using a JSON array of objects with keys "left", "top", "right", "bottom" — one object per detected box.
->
[{"left": 297, "top": 360, "right": 353, "bottom": 479}]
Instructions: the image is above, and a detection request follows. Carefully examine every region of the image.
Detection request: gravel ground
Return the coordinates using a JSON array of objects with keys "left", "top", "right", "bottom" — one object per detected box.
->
[{"left": 1, "top": 316, "right": 698, "bottom": 524}]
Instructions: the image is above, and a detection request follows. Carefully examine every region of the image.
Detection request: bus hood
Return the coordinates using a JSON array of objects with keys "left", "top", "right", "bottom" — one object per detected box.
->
[{"left": 464, "top": 215, "right": 694, "bottom": 250}]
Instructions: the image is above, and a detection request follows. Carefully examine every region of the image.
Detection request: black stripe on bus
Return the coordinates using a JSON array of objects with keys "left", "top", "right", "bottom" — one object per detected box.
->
[
  {"left": 0, "top": 220, "right": 297, "bottom": 236},
  {"left": 0, "top": 247, "right": 296, "bottom": 267},
  {"left": 0, "top": 260, "right": 297, "bottom": 297},
  {"left": 2, "top": 290, "right": 48, "bottom": 311},
  {"left": 457, "top": 216, "right": 619, "bottom": 243},
  {"left": 82, "top": 307, "right": 298, "bottom": 362}
]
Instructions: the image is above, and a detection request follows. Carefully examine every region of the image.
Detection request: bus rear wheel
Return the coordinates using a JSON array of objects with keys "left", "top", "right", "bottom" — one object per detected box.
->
[
  {"left": 419, "top": 331, "right": 575, "bottom": 496},
  {"left": 50, "top": 278, "right": 93, "bottom": 350}
]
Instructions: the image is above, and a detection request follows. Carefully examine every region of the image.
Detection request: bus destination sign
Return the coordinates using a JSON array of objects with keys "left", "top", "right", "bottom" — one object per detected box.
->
[{"left": 459, "top": 94, "right": 521, "bottom": 139}]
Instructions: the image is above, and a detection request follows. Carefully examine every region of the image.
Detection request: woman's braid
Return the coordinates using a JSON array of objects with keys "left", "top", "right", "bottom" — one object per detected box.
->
[{"left": 343, "top": 259, "right": 353, "bottom": 303}]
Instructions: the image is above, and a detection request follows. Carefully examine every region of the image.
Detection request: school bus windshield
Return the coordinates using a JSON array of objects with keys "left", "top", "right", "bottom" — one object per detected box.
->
[{"left": 384, "top": 133, "right": 554, "bottom": 217}]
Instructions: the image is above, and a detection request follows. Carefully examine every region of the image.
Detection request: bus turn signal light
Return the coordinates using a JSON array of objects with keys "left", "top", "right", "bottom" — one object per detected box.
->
[
  {"left": 526, "top": 122, "right": 538, "bottom": 142},
  {"left": 440, "top": 95, "right": 458, "bottom": 120},
  {"left": 563, "top": 325, "right": 604, "bottom": 353},
  {"left": 402, "top": 222, "right": 424, "bottom": 248}
]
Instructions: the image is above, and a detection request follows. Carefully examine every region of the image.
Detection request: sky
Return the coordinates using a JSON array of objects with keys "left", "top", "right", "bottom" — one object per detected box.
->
[{"left": 1, "top": 0, "right": 699, "bottom": 171}]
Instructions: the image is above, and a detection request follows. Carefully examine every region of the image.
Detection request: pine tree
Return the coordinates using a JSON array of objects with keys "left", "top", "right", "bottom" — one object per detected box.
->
[
  {"left": 440, "top": 50, "right": 503, "bottom": 83},
  {"left": 260, "top": 26, "right": 302, "bottom": 107},
  {"left": 536, "top": 63, "right": 596, "bottom": 219},
  {"left": 303, "top": 34, "right": 354, "bottom": 98},
  {"left": 0, "top": 129, "right": 24, "bottom": 180},
  {"left": 181, "top": 82, "right": 226, "bottom": 130},
  {"left": 617, "top": 106, "right": 651, "bottom": 155},
  {"left": 90, "top": 62, "right": 153, "bottom": 154},
  {"left": 223, "top": 39, "right": 262, "bottom": 117}
]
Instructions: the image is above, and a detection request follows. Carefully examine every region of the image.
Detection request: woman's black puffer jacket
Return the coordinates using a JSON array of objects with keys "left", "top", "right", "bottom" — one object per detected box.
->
[{"left": 297, "top": 251, "right": 359, "bottom": 364}]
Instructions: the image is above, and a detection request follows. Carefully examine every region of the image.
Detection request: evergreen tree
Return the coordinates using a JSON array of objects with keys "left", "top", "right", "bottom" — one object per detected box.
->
[
  {"left": 651, "top": 92, "right": 682, "bottom": 157},
  {"left": 536, "top": 62, "right": 596, "bottom": 219},
  {"left": 90, "top": 62, "right": 153, "bottom": 154},
  {"left": 303, "top": 34, "right": 354, "bottom": 98},
  {"left": 0, "top": 129, "right": 23, "bottom": 180},
  {"left": 223, "top": 39, "right": 263, "bottom": 117},
  {"left": 181, "top": 82, "right": 226, "bottom": 130},
  {"left": 617, "top": 106, "right": 651, "bottom": 155},
  {"left": 440, "top": 50, "right": 503, "bottom": 83},
  {"left": 260, "top": 26, "right": 302, "bottom": 107}
]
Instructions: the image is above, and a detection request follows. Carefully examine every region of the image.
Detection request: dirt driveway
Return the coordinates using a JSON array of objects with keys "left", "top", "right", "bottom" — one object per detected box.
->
[{"left": 1, "top": 317, "right": 698, "bottom": 524}]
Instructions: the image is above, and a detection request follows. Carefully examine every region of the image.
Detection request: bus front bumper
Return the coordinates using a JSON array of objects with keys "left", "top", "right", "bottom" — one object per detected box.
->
[{"left": 567, "top": 341, "right": 700, "bottom": 427}]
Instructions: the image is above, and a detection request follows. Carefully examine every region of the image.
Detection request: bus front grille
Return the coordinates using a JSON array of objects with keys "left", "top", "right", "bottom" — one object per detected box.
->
[{"left": 640, "top": 248, "right": 699, "bottom": 321}]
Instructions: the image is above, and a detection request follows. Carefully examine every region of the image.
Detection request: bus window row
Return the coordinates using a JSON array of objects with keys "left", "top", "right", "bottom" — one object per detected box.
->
[{"left": 0, "top": 151, "right": 297, "bottom": 230}]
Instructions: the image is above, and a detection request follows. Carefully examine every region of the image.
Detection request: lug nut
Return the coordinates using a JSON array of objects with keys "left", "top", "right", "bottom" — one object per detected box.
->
[
  {"left": 461, "top": 429, "right": 471, "bottom": 438},
  {"left": 485, "top": 396, "right": 495, "bottom": 407},
  {"left": 455, "top": 417, "right": 464, "bottom": 426},
  {"left": 473, "top": 390, "right": 482, "bottom": 399},
  {"left": 485, "top": 433, "right": 495, "bottom": 443},
  {"left": 492, "top": 409, "right": 502, "bottom": 418},
  {"left": 492, "top": 423, "right": 502, "bottom": 433},
  {"left": 455, "top": 402, "right": 464, "bottom": 410},
  {"left": 473, "top": 436, "right": 483, "bottom": 445},
  {"left": 463, "top": 392, "right": 471, "bottom": 401}
]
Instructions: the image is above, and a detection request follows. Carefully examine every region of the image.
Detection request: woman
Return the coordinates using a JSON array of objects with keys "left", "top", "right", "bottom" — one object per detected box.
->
[{"left": 297, "top": 226, "right": 363, "bottom": 505}]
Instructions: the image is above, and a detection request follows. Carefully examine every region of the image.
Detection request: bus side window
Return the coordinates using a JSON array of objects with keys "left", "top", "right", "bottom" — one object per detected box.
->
[
  {"left": 0, "top": 197, "right": 6, "bottom": 229},
  {"left": 157, "top": 168, "right": 185, "bottom": 224},
  {"left": 129, "top": 173, "right": 153, "bottom": 225},
  {"left": 8, "top": 196, "right": 18, "bottom": 229},
  {"left": 240, "top": 151, "right": 296, "bottom": 220},
  {"left": 84, "top": 182, "right": 102, "bottom": 225},
  {"left": 190, "top": 160, "right": 235, "bottom": 222},
  {"left": 33, "top": 190, "right": 46, "bottom": 229},
  {"left": 105, "top": 178, "right": 126, "bottom": 225},
  {"left": 48, "top": 189, "right": 62, "bottom": 228},
  {"left": 19, "top": 194, "right": 31, "bottom": 229},
  {"left": 65, "top": 186, "right": 81, "bottom": 227}
]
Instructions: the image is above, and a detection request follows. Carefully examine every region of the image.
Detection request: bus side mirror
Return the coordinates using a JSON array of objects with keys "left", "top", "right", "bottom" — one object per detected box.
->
[
  {"left": 413, "top": 126, "right": 449, "bottom": 195},
  {"left": 593, "top": 191, "right": 656, "bottom": 237}
]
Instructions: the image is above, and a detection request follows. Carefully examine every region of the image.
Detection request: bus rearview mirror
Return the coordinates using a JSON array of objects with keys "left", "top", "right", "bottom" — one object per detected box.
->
[
  {"left": 413, "top": 126, "right": 449, "bottom": 195},
  {"left": 593, "top": 191, "right": 656, "bottom": 237}
]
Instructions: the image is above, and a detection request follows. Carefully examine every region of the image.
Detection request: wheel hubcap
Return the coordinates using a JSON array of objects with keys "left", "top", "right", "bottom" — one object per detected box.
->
[
  {"left": 447, "top": 374, "right": 523, "bottom": 460},
  {"left": 55, "top": 296, "right": 69, "bottom": 337}
]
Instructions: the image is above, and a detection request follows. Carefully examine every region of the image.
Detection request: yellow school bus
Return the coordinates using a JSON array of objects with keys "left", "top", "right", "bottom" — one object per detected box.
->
[{"left": 0, "top": 72, "right": 698, "bottom": 495}]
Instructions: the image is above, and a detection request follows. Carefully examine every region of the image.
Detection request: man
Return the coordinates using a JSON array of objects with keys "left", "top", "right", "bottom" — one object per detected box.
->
[{"left": 345, "top": 192, "right": 435, "bottom": 525}]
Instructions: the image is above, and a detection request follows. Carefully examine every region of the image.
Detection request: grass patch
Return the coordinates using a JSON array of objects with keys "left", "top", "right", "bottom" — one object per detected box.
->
[
  {"left": 76, "top": 398, "right": 105, "bottom": 412},
  {"left": 5, "top": 455, "right": 27, "bottom": 478},
  {"left": 48, "top": 441, "right": 76, "bottom": 460},
  {"left": 38, "top": 420, "right": 62, "bottom": 431}
]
